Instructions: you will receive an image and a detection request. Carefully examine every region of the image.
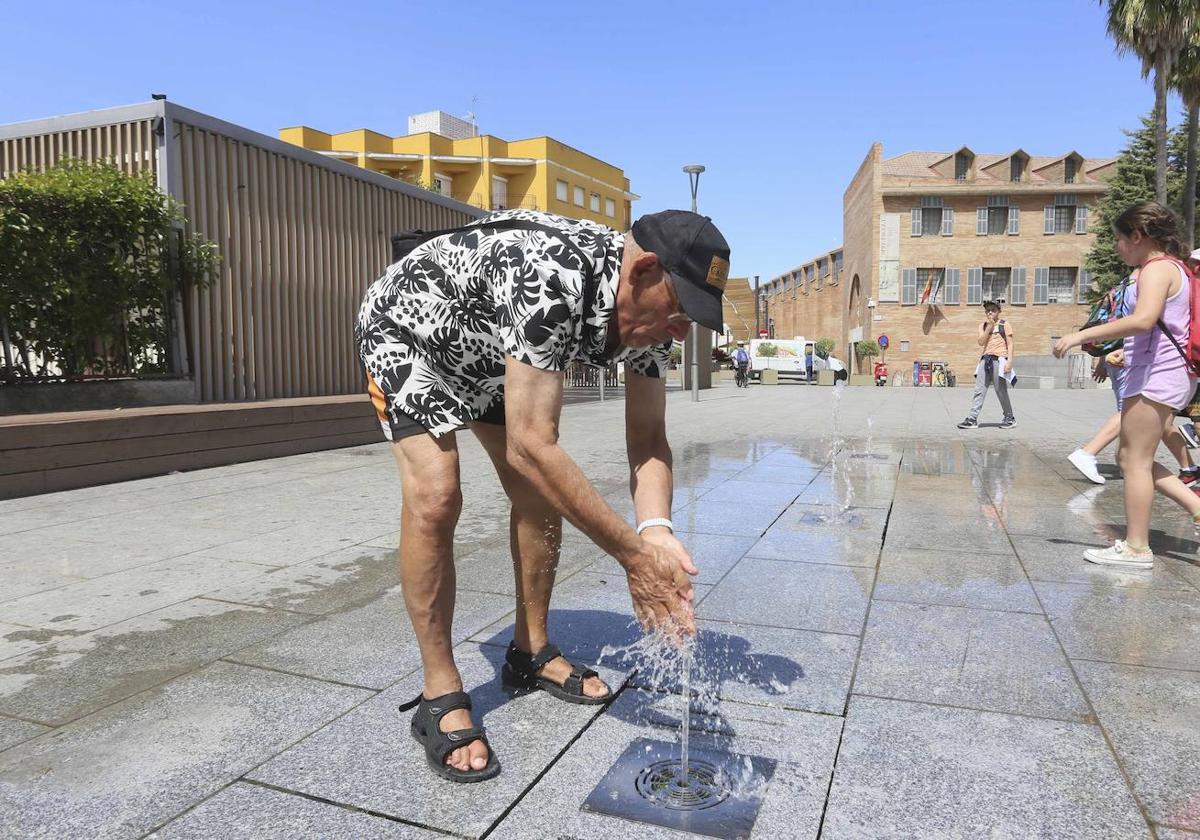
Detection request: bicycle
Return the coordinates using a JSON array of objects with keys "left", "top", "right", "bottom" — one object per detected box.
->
[{"left": 734, "top": 365, "right": 750, "bottom": 388}]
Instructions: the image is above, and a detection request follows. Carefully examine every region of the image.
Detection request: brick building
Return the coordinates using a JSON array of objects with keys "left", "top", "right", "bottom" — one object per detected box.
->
[{"left": 762, "top": 143, "right": 1115, "bottom": 379}]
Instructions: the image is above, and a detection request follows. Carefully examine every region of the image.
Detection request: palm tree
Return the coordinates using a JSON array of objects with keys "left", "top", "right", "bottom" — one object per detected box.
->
[
  {"left": 1105, "top": 0, "right": 1199, "bottom": 203},
  {"left": 1174, "top": 38, "right": 1200, "bottom": 246}
]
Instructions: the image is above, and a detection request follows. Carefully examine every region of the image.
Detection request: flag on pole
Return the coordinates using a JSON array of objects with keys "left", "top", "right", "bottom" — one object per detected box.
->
[{"left": 919, "top": 269, "right": 943, "bottom": 304}]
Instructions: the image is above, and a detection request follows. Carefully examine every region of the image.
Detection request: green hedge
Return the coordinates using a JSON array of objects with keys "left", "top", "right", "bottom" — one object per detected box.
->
[{"left": 0, "top": 160, "right": 219, "bottom": 382}]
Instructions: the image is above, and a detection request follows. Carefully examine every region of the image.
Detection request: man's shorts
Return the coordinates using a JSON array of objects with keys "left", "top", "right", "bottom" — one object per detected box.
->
[{"left": 366, "top": 373, "right": 504, "bottom": 441}]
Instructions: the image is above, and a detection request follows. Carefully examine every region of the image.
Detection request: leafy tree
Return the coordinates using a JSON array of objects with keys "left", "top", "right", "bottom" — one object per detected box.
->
[
  {"left": 815, "top": 338, "right": 835, "bottom": 359},
  {"left": 856, "top": 339, "right": 881, "bottom": 360},
  {"left": 1105, "top": 0, "right": 1199, "bottom": 202},
  {"left": 1173, "top": 35, "right": 1200, "bottom": 246},
  {"left": 0, "top": 159, "right": 219, "bottom": 381}
]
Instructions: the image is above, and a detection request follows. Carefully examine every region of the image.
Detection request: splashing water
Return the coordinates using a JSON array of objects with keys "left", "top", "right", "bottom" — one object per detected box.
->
[{"left": 679, "top": 639, "right": 693, "bottom": 783}]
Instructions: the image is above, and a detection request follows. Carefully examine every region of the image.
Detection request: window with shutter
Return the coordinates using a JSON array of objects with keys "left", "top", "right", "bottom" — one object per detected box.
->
[
  {"left": 982, "top": 268, "right": 1011, "bottom": 302},
  {"left": 1075, "top": 205, "right": 1089, "bottom": 234},
  {"left": 1047, "top": 267, "right": 1075, "bottom": 303},
  {"left": 967, "top": 267, "right": 983, "bottom": 304},
  {"left": 1044, "top": 206, "right": 1055, "bottom": 234},
  {"left": 941, "top": 208, "right": 955, "bottom": 236},
  {"left": 1010, "top": 267, "right": 1027, "bottom": 305},
  {"left": 901, "top": 268, "right": 918, "bottom": 305},
  {"left": 1078, "top": 269, "right": 1092, "bottom": 303},
  {"left": 1008, "top": 206, "right": 1020, "bottom": 235},
  {"left": 944, "top": 268, "right": 961, "bottom": 304},
  {"left": 1034, "top": 267, "right": 1049, "bottom": 304},
  {"left": 910, "top": 207, "right": 922, "bottom": 236},
  {"left": 976, "top": 208, "right": 988, "bottom": 236}
]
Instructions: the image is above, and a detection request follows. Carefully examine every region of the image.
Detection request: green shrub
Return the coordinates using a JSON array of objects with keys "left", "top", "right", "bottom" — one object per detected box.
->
[
  {"left": 815, "top": 338, "right": 835, "bottom": 359},
  {"left": 0, "top": 159, "right": 219, "bottom": 382}
]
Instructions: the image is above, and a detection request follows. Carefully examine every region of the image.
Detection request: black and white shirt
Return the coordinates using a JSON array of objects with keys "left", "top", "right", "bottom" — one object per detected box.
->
[{"left": 356, "top": 209, "right": 671, "bottom": 438}]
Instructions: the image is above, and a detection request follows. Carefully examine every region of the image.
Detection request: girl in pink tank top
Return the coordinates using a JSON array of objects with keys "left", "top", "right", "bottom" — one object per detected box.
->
[{"left": 1054, "top": 201, "right": 1200, "bottom": 569}]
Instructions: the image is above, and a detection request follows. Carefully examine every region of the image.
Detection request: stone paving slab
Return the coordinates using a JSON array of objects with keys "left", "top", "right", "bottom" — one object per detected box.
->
[
  {"left": 855, "top": 600, "right": 1089, "bottom": 722},
  {"left": 883, "top": 512, "right": 1015, "bottom": 556},
  {"left": 697, "top": 557, "right": 873, "bottom": 636},
  {"left": 873, "top": 546, "right": 1041, "bottom": 612},
  {"left": 1011, "top": 534, "right": 1198, "bottom": 591},
  {"left": 145, "top": 782, "right": 441, "bottom": 839},
  {"left": 0, "top": 660, "right": 371, "bottom": 840},
  {"left": 671, "top": 498, "right": 791, "bottom": 537},
  {"left": 1074, "top": 660, "right": 1200, "bottom": 831},
  {"left": 0, "top": 715, "right": 48, "bottom": 752},
  {"left": 743, "top": 528, "right": 883, "bottom": 567},
  {"left": 0, "top": 556, "right": 270, "bottom": 633},
  {"left": 627, "top": 618, "right": 858, "bottom": 716},
  {"left": 226, "top": 587, "right": 512, "bottom": 689},
  {"left": 1035, "top": 581, "right": 1200, "bottom": 671},
  {"left": 487, "top": 688, "right": 844, "bottom": 840},
  {"left": 821, "top": 696, "right": 1149, "bottom": 839},
  {"left": 0, "top": 598, "right": 311, "bottom": 725},
  {"left": 247, "top": 641, "right": 617, "bottom": 839}
]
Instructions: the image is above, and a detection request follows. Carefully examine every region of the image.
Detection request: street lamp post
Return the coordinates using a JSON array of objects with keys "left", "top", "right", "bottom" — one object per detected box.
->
[{"left": 683, "top": 164, "right": 705, "bottom": 402}]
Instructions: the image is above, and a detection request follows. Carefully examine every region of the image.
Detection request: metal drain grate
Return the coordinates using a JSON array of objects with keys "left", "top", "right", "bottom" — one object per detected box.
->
[
  {"left": 582, "top": 737, "right": 775, "bottom": 840},
  {"left": 635, "top": 758, "right": 730, "bottom": 811}
]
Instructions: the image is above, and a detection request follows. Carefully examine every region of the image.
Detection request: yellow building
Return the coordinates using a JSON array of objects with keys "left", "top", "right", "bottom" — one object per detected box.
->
[{"left": 280, "top": 110, "right": 637, "bottom": 229}]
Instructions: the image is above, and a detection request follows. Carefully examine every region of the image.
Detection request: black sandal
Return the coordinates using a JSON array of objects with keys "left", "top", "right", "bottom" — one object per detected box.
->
[
  {"left": 501, "top": 642, "right": 613, "bottom": 705},
  {"left": 398, "top": 691, "right": 500, "bottom": 783}
]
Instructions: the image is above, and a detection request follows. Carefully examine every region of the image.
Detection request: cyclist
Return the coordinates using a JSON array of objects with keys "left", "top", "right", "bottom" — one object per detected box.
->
[{"left": 733, "top": 341, "right": 752, "bottom": 386}]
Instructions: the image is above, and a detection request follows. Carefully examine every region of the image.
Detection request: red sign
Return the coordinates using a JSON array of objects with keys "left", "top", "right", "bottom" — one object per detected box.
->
[{"left": 758, "top": 329, "right": 769, "bottom": 338}]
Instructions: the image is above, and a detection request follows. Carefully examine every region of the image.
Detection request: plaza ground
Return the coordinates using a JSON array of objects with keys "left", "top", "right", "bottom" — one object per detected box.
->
[{"left": 0, "top": 384, "right": 1197, "bottom": 838}]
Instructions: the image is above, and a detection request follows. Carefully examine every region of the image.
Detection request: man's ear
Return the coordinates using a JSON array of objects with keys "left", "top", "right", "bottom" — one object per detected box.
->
[{"left": 630, "top": 251, "right": 661, "bottom": 285}]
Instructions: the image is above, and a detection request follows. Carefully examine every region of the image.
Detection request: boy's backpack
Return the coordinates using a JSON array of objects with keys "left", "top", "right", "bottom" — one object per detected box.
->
[
  {"left": 1144, "top": 255, "right": 1200, "bottom": 377},
  {"left": 1080, "top": 278, "right": 1131, "bottom": 358}
]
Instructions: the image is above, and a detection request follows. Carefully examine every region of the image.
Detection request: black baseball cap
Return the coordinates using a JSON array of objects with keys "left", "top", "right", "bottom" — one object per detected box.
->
[{"left": 631, "top": 210, "right": 731, "bottom": 332}]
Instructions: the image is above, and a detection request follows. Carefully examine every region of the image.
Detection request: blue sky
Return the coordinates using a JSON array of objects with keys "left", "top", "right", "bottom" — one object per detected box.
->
[{"left": 0, "top": 0, "right": 1171, "bottom": 281}]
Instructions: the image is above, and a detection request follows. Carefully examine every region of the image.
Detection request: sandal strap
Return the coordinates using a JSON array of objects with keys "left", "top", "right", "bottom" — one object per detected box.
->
[
  {"left": 561, "top": 664, "right": 599, "bottom": 697},
  {"left": 431, "top": 726, "right": 488, "bottom": 765},
  {"left": 506, "top": 641, "right": 562, "bottom": 675},
  {"left": 398, "top": 690, "right": 472, "bottom": 717}
]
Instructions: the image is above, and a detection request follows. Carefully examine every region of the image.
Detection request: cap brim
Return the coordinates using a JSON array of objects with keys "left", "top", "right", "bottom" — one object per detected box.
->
[{"left": 672, "top": 276, "right": 724, "bottom": 332}]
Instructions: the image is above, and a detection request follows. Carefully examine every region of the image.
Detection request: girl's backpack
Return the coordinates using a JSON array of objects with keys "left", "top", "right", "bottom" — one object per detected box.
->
[
  {"left": 1080, "top": 277, "right": 1130, "bottom": 358},
  {"left": 1144, "top": 255, "right": 1200, "bottom": 378}
]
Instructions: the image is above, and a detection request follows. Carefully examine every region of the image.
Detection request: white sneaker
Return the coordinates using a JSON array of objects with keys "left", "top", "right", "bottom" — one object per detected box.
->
[
  {"left": 1068, "top": 449, "right": 1106, "bottom": 485},
  {"left": 1084, "top": 540, "right": 1154, "bottom": 569}
]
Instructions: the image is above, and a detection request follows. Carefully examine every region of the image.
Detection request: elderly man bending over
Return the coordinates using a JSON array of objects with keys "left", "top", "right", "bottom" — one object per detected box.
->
[{"left": 356, "top": 208, "right": 730, "bottom": 782}]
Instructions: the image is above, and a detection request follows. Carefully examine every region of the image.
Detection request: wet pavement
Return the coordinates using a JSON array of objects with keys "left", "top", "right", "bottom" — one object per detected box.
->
[{"left": 1, "top": 383, "right": 1198, "bottom": 838}]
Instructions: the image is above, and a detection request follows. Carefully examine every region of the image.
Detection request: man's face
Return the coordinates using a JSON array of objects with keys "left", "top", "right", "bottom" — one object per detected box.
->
[{"left": 614, "top": 257, "right": 693, "bottom": 347}]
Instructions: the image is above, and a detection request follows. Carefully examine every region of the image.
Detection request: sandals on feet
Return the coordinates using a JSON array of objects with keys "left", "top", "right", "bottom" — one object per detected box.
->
[
  {"left": 502, "top": 641, "right": 613, "bottom": 705},
  {"left": 398, "top": 691, "right": 500, "bottom": 783}
]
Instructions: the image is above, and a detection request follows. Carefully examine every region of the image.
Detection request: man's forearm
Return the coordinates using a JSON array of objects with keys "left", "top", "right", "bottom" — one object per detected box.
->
[
  {"left": 509, "top": 442, "right": 641, "bottom": 564},
  {"left": 629, "top": 441, "right": 673, "bottom": 527}
]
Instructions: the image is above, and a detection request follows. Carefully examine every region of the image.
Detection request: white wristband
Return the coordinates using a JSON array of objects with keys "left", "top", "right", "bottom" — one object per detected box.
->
[{"left": 636, "top": 518, "right": 674, "bottom": 535}]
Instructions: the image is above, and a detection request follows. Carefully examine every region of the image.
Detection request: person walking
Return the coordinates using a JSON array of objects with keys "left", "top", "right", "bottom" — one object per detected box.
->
[
  {"left": 957, "top": 300, "right": 1016, "bottom": 429},
  {"left": 1054, "top": 201, "right": 1200, "bottom": 569}
]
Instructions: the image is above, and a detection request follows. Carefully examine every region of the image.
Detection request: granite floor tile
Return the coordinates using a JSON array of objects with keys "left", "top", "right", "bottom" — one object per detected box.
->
[
  {"left": 227, "top": 587, "right": 511, "bottom": 689},
  {"left": 0, "top": 623, "right": 64, "bottom": 663},
  {"left": 0, "top": 599, "right": 311, "bottom": 725},
  {"left": 998, "top": 504, "right": 1123, "bottom": 544},
  {"left": 671, "top": 499, "right": 790, "bottom": 537},
  {"left": 0, "top": 556, "right": 270, "bottom": 633},
  {"left": 744, "top": 528, "right": 883, "bottom": 567},
  {"left": 1074, "top": 660, "right": 1200, "bottom": 831},
  {"left": 191, "top": 518, "right": 397, "bottom": 567},
  {"left": 1035, "top": 582, "right": 1200, "bottom": 670},
  {"left": 1012, "top": 534, "right": 1196, "bottom": 591},
  {"left": 699, "top": 479, "right": 807, "bottom": 506},
  {"left": 247, "top": 642, "right": 612, "bottom": 839},
  {"left": 821, "top": 696, "right": 1149, "bottom": 839},
  {"left": 0, "top": 661, "right": 371, "bottom": 840},
  {"left": 144, "top": 782, "right": 440, "bottom": 839},
  {"left": 628, "top": 618, "right": 858, "bottom": 715},
  {"left": 487, "top": 688, "right": 843, "bottom": 840},
  {"left": 202, "top": 545, "right": 400, "bottom": 615},
  {"left": 697, "top": 557, "right": 873, "bottom": 635},
  {"left": 855, "top": 601, "right": 1088, "bottom": 721},
  {"left": 874, "top": 546, "right": 1040, "bottom": 612},
  {"left": 884, "top": 513, "right": 1014, "bottom": 556},
  {"left": 731, "top": 462, "right": 821, "bottom": 485},
  {"left": 0, "top": 716, "right": 48, "bottom": 753}
]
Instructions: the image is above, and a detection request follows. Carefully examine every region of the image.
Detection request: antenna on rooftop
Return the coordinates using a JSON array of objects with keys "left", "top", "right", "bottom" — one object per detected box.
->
[{"left": 465, "top": 95, "right": 479, "bottom": 136}]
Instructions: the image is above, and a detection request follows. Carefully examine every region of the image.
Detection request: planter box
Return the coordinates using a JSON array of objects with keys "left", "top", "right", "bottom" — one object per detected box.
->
[
  {"left": 817, "top": 370, "right": 835, "bottom": 386},
  {"left": 0, "top": 378, "right": 196, "bottom": 415},
  {"left": 849, "top": 374, "right": 874, "bottom": 387},
  {"left": 760, "top": 368, "right": 780, "bottom": 385}
]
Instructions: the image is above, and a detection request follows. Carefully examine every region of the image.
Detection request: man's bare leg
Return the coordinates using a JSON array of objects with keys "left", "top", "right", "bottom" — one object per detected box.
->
[
  {"left": 471, "top": 422, "right": 608, "bottom": 697},
  {"left": 391, "top": 431, "right": 488, "bottom": 772}
]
